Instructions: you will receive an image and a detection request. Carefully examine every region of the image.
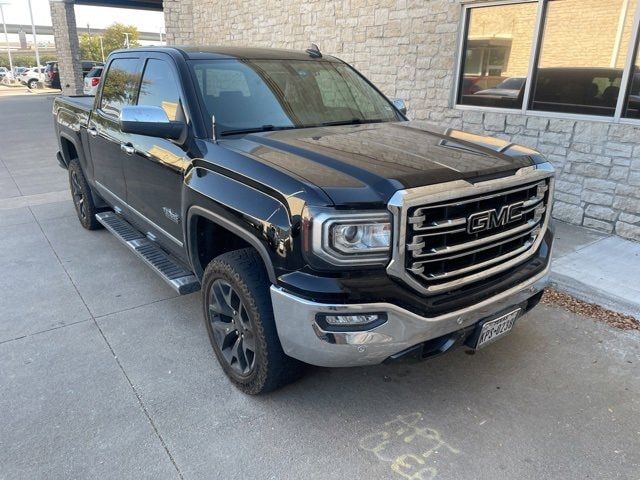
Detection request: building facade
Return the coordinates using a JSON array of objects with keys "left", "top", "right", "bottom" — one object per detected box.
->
[{"left": 163, "top": 0, "right": 640, "bottom": 241}]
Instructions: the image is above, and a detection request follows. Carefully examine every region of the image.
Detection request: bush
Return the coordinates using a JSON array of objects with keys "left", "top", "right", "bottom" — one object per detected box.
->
[{"left": 0, "top": 53, "right": 57, "bottom": 69}]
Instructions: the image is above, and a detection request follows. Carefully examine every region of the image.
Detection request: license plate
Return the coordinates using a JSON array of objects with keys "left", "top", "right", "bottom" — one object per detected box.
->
[{"left": 475, "top": 309, "right": 521, "bottom": 349}]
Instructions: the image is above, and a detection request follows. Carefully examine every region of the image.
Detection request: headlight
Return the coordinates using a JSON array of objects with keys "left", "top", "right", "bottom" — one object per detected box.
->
[
  {"left": 332, "top": 222, "right": 391, "bottom": 253},
  {"left": 304, "top": 208, "right": 392, "bottom": 266}
]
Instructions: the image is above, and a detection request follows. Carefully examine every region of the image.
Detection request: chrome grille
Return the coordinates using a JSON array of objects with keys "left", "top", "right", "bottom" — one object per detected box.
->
[{"left": 386, "top": 166, "right": 554, "bottom": 295}]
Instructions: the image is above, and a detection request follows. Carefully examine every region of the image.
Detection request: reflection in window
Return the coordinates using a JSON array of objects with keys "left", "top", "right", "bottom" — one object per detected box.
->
[
  {"left": 191, "top": 59, "right": 399, "bottom": 134},
  {"left": 458, "top": 2, "right": 537, "bottom": 109},
  {"left": 531, "top": 0, "right": 638, "bottom": 116},
  {"left": 100, "top": 58, "right": 140, "bottom": 116},
  {"left": 138, "top": 59, "right": 182, "bottom": 121},
  {"left": 624, "top": 42, "right": 640, "bottom": 119}
]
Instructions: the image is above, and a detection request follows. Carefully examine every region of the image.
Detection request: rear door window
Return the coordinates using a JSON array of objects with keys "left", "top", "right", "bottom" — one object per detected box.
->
[{"left": 99, "top": 58, "right": 140, "bottom": 117}]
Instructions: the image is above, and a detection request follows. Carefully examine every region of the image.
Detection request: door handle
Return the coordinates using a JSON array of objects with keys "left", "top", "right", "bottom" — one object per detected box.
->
[
  {"left": 87, "top": 126, "right": 98, "bottom": 137},
  {"left": 120, "top": 143, "right": 135, "bottom": 155}
]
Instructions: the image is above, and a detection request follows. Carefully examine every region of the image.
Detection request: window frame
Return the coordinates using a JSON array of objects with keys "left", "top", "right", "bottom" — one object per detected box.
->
[{"left": 453, "top": 0, "right": 640, "bottom": 124}]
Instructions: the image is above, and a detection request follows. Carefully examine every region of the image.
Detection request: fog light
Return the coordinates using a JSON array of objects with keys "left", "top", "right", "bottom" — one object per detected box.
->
[{"left": 316, "top": 312, "right": 387, "bottom": 331}]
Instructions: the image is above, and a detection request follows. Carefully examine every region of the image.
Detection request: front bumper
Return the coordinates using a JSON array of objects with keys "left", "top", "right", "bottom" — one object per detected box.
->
[{"left": 270, "top": 264, "right": 550, "bottom": 367}]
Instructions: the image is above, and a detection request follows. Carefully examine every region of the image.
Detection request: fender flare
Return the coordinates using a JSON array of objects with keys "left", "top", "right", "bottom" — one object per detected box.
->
[
  {"left": 59, "top": 131, "right": 83, "bottom": 166},
  {"left": 186, "top": 205, "right": 278, "bottom": 284}
]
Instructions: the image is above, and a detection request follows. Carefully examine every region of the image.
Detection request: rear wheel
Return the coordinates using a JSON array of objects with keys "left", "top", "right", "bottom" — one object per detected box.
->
[
  {"left": 68, "top": 159, "right": 101, "bottom": 230},
  {"left": 28, "top": 79, "right": 38, "bottom": 89},
  {"left": 202, "top": 248, "right": 304, "bottom": 394}
]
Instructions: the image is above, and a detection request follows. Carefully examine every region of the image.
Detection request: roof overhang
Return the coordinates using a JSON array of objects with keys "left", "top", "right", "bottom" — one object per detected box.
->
[{"left": 74, "top": 0, "right": 162, "bottom": 11}]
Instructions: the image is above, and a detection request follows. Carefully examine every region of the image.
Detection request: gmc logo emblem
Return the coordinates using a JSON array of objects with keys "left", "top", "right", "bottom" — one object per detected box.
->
[{"left": 467, "top": 201, "right": 524, "bottom": 234}]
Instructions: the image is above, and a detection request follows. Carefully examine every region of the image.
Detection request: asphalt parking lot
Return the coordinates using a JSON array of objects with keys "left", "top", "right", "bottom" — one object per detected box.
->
[{"left": 1, "top": 94, "right": 639, "bottom": 480}]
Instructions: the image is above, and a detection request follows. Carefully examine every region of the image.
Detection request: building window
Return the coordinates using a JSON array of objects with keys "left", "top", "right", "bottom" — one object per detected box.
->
[
  {"left": 458, "top": 2, "right": 538, "bottom": 109},
  {"left": 623, "top": 38, "right": 640, "bottom": 118},
  {"left": 456, "top": 0, "right": 640, "bottom": 121}
]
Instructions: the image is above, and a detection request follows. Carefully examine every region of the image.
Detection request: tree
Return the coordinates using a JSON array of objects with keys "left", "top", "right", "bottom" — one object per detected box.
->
[
  {"left": 79, "top": 34, "right": 102, "bottom": 62},
  {"left": 79, "top": 23, "right": 141, "bottom": 61}
]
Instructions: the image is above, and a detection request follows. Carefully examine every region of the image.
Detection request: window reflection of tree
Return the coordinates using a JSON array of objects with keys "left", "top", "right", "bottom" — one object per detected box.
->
[{"left": 101, "top": 69, "right": 143, "bottom": 115}]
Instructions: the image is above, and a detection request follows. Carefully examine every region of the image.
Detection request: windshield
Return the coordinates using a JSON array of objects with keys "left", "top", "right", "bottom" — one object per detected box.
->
[{"left": 190, "top": 59, "right": 401, "bottom": 136}]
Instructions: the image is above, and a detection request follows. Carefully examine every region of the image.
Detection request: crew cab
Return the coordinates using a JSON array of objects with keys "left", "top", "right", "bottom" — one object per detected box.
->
[{"left": 53, "top": 46, "right": 554, "bottom": 394}]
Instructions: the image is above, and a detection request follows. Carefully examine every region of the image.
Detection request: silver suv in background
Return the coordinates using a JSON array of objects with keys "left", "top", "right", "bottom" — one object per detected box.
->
[
  {"left": 83, "top": 66, "right": 104, "bottom": 95},
  {"left": 19, "top": 67, "right": 46, "bottom": 89}
]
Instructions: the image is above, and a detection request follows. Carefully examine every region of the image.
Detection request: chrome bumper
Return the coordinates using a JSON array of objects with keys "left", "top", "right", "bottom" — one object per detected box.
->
[{"left": 270, "top": 266, "right": 550, "bottom": 367}]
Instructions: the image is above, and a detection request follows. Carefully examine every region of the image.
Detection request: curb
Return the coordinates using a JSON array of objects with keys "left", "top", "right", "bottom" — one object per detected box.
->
[{"left": 550, "top": 271, "right": 640, "bottom": 320}]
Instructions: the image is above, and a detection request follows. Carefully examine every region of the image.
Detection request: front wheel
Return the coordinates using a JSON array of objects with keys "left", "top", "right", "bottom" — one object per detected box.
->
[
  {"left": 28, "top": 79, "right": 38, "bottom": 89},
  {"left": 202, "top": 248, "right": 304, "bottom": 394}
]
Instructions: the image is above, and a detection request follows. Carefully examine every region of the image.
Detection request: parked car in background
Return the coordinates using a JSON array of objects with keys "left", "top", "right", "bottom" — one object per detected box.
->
[
  {"left": 81, "top": 60, "right": 104, "bottom": 77},
  {"left": 13, "top": 66, "right": 27, "bottom": 76},
  {"left": 0, "top": 67, "right": 8, "bottom": 79},
  {"left": 531, "top": 67, "right": 624, "bottom": 116},
  {"left": 83, "top": 66, "right": 104, "bottom": 95},
  {"left": 474, "top": 77, "right": 526, "bottom": 99},
  {"left": 19, "top": 67, "right": 46, "bottom": 89},
  {"left": 45, "top": 62, "right": 60, "bottom": 89},
  {"left": 45, "top": 60, "right": 105, "bottom": 90}
]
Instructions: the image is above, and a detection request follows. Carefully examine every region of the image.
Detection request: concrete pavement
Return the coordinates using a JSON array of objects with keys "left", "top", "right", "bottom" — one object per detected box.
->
[
  {"left": 551, "top": 222, "right": 640, "bottom": 318},
  {"left": 1, "top": 94, "right": 639, "bottom": 480}
]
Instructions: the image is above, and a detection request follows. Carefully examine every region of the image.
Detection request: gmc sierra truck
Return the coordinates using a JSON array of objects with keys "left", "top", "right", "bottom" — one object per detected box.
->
[{"left": 53, "top": 46, "right": 554, "bottom": 394}]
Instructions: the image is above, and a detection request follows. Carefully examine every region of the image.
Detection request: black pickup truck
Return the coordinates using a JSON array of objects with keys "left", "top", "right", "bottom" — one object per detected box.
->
[{"left": 53, "top": 46, "right": 554, "bottom": 394}]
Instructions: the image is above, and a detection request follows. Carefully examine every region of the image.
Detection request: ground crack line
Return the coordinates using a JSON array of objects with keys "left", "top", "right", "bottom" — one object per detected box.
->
[{"left": 29, "top": 208, "right": 185, "bottom": 480}]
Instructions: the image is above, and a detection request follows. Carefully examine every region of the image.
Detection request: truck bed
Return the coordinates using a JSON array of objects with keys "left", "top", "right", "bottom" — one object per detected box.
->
[
  {"left": 53, "top": 95, "right": 94, "bottom": 134},
  {"left": 60, "top": 95, "right": 94, "bottom": 109}
]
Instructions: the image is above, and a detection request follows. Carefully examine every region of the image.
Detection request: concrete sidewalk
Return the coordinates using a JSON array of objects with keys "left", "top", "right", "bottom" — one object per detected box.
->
[{"left": 551, "top": 221, "right": 640, "bottom": 319}]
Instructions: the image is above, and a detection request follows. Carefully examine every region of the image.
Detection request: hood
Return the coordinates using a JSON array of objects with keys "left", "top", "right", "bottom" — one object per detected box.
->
[{"left": 221, "top": 120, "right": 543, "bottom": 207}]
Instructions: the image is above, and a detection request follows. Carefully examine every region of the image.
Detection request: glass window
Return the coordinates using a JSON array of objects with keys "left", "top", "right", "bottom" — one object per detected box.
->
[
  {"left": 191, "top": 59, "right": 400, "bottom": 135},
  {"left": 624, "top": 41, "right": 640, "bottom": 118},
  {"left": 100, "top": 58, "right": 140, "bottom": 117},
  {"left": 531, "top": 0, "right": 638, "bottom": 116},
  {"left": 138, "top": 59, "right": 182, "bottom": 121},
  {"left": 458, "top": 2, "right": 538, "bottom": 109}
]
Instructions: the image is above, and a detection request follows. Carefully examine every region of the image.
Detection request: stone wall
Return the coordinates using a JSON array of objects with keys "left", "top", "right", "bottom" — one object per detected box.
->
[
  {"left": 163, "top": 0, "right": 640, "bottom": 241},
  {"left": 49, "top": 0, "right": 83, "bottom": 95},
  {"left": 163, "top": 0, "right": 194, "bottom": 45}
]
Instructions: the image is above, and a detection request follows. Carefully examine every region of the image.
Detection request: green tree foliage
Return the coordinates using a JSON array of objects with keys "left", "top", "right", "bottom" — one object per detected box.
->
[
  {"left": 79, "top": 34, "right": 102, "bottom": 62},
  {"left": 79, "top": 23, "right": 141, "bottom": 61},
  {"left": 0, "top": 53, "right": 57, "bottom": 68}
]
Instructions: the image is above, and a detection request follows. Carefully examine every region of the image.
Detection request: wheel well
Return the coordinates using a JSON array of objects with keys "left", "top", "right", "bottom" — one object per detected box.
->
[
  {"left": 191, "top": 215, "right": 253, "bottom": 277},
  {"left": 60, "top": 137, "right": 78, "bottom": 165}
]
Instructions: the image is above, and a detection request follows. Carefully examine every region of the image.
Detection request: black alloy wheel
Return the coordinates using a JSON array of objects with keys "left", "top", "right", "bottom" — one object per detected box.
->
[
  {"left": 68, "top": 159, "right": 101, "bottom": 230},
  {"left": 207, "top": 278, "right": 257, "bottom": 376},
  {"left": 202, "top": 249, "right": 304, "bottom": 394}
]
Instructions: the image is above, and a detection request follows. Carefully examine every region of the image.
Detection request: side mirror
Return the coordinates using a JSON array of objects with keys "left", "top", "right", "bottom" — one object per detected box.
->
[
  {"left": 119, "top": 105, "right": 185, "bottom": 140},
  {"left": 392, "top": 98, "right": 407, "bottom": 116}
]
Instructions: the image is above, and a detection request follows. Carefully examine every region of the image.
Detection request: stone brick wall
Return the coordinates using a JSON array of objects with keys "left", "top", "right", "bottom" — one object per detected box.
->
[
  {"left": 163, "top": 0, "right": 194, "bottom": 45},
  {"left": 49, "top": 0, "right": 84, "bottom": 95},
  {"left": 162, "top": 0, "right": 640, "bottom": 241}
]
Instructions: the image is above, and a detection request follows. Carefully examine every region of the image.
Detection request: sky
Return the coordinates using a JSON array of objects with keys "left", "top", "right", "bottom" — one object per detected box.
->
[{"left": 1, "top": 0, "right": 165, "bottom": 34}]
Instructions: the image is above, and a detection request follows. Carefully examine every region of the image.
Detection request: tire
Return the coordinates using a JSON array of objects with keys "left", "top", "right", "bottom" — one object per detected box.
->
[
  {"left": 28, "top": 79, "right": 38, "bottom": 89},
  {"left": 68, "top": 159, "right": 101, "bottom": 230},
  {"left": 202, "top": 248, "right": 304, "bottom": 394}
]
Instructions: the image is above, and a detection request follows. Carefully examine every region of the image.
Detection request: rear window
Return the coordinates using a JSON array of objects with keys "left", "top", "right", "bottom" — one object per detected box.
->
[
  {"left": 100, "top": 58, "right": 140, "bottom": 117},
  {"left": 87, "top": 67, "right": 103, "bottom": 78}
]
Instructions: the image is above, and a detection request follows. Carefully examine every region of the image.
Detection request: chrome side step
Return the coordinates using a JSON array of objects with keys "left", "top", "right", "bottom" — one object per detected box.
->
[{"left": 95, "top": 211, "right": 200, "bottom": 295}]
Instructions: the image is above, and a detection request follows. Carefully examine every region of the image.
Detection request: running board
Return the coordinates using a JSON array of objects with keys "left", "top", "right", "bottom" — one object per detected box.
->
[{"left": 95, "top": 211, "right": 201, "bottom": 295}]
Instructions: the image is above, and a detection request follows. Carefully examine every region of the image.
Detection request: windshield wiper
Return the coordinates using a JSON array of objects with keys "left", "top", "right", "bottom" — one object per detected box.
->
[
  {"left": 320, "top": 118, "right": 388, "bottom": 127},
  {"left": 220, "top": 125, "right": 296, "bottom": 136}
]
